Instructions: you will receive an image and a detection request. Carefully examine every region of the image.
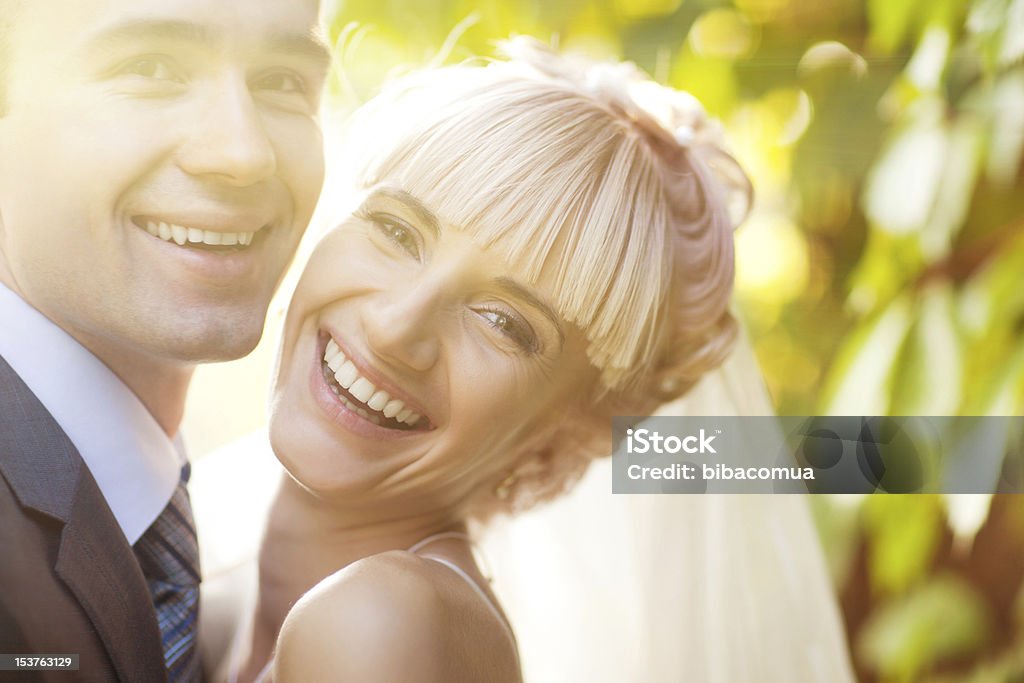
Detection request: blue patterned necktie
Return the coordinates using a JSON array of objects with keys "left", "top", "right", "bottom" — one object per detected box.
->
[{"left": 134, "top": 464, "right": 201, "bottom": 682}]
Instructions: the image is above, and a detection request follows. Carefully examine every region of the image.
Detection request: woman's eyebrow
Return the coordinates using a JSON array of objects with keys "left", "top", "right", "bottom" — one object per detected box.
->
[
  {"left": 494, "top": 277, "right": 565, "bottom": 350},
  {"left": 365, "top": 188, "right": 441, "bottom": 238}
]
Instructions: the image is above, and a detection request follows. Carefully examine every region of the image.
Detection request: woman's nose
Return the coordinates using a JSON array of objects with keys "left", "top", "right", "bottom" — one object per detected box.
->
[{"left": 360, "top": 287, "right": 442, "bottom": 373}]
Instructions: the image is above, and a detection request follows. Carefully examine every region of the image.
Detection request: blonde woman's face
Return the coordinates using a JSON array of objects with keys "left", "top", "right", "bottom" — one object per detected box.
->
[{"left": 270, "top": 185, "right": 598, "bottom": 513}]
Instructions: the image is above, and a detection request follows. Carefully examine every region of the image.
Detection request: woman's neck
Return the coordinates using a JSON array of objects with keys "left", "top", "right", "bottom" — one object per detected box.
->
[{"left": 239, "top": 474, "right": 464, "bottom": 680}]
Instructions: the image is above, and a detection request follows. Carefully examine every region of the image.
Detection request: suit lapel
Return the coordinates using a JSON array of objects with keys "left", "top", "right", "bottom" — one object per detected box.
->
[
  {"left": 56, "top": 480, "right": 167, "bottom": 683},
  {"left": 0, "top": 355, "right": 166, "bottom": 683}
]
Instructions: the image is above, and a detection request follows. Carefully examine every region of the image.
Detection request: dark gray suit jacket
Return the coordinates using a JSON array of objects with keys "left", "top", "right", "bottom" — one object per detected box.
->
[{"left": 0, "top": 354, "right": 167, "bottom": 682}]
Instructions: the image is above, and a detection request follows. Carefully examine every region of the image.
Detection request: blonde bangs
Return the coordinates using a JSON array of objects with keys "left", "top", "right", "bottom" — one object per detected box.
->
[{"left": 351, "top": 73, "right": 673, "bottom": 391}]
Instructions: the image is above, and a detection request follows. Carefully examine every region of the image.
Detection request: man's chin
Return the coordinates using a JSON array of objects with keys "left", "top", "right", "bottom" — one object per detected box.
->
[
  {"left": 146, "top": 313, "right": 268, "bottom": 364},
  {"left": 174, "top": 332, "right": 264, "bottom": 364}
]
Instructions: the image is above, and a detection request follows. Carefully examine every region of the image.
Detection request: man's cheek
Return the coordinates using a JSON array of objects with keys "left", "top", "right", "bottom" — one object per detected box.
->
[{"left": 275, "top": 129, "right": 326, "bottom": 204}]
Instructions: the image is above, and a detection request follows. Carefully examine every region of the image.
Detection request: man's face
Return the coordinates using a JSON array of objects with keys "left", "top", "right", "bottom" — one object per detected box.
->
[{"left": 0, "top": 0, "right": 328, "bottom": 364}]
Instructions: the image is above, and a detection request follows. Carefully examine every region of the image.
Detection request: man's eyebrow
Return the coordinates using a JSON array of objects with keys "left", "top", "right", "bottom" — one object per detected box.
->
[
  {"left": 365, "top": 187, "right": 441, "bottom": 238},
  {"left": 81, "top": 19, "right": 217, "bottom": 52},
  {"left": 266, "top": 31, "right": 332, "bottom": 67},
  {"left": 81, "top": 19, "right": 332, "bottom": 67},
  {"left": 495, "top": 277, "right": 566, "bottom": 349}
]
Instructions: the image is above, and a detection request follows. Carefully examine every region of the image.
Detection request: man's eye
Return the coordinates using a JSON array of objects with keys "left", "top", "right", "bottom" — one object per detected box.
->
[
  {"left": 478, "top": 309, "right": 539, "bottom": 354},
  {"left": 253, "top": 71, "right": 306, "bottom": 95},
  {"left": 117, "top": 57, "right": 183, "bottom": 83}
]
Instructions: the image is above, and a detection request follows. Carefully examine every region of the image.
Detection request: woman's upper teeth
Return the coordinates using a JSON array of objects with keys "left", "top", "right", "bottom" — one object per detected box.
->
[
  {"left": 324, "top": 339, "right": 421, "bottom": 426},
  {"left": 144, "top": 220, "right": 256, "bottom": 247}
]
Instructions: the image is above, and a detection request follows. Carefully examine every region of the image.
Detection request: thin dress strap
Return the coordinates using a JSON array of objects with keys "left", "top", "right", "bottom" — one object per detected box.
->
[
  {"left": 421, "top": 555, "right": 519, "bottom": 647},
  {"left": 406, "top": 530, "right": 473, "bottom": 553},
  {"left": 409, "top": 533, "right": 520, "bottom": 663}
]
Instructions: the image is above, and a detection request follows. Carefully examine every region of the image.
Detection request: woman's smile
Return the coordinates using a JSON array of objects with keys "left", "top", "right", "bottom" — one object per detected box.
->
[{"left": 308, "top": 328, "right": 436, "bottom": 441}]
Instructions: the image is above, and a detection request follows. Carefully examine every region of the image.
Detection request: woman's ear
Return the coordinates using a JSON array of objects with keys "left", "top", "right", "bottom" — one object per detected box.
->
[
  {"left": 471, "top": 386, "right": 619, "bottom": 520},
  {"left": 520, "top": 401, "right": 611, "bottom": 478}
]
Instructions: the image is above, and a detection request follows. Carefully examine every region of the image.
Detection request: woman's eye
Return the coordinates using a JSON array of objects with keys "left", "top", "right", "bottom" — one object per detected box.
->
[
  {"left": 117, "top": 57, "right": 183, "bottom": 83},
  {"left": 367, "top": 213, "right": 421, "bottom": 259},
  {"left": 479, "top": 309, "right": 539, "bottom": 353}
]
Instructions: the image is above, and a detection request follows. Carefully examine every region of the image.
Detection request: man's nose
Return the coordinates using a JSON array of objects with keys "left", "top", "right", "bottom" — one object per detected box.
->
[{"left": 177, "top": 79, "right": 277, "bottom": 186}]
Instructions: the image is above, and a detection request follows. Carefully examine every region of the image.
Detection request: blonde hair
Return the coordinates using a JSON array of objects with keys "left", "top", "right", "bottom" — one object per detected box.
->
[{"left": 338, "top": 38, "right": 751, "bottom": 517}]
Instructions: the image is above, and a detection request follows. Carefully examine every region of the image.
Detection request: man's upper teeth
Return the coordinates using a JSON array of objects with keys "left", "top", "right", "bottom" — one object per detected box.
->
[
  {"left": 145, "top": 221, "right": 256, "bottom": 247},
  {"left": 324, "top": 338, "right": 422, "bottom": 427}
]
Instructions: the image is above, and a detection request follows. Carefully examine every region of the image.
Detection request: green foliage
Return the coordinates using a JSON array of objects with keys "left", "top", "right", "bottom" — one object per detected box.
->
[
  {"left": 859, "top": 572, "right": 992, "bottom": 681},
  {"left": 864, "top": 496, "right": 946, "bottom": 596}
]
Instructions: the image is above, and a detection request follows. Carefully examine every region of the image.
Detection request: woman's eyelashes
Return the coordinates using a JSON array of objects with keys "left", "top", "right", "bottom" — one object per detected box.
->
[
  {"left": 359, "top": 210, "right": 423, "bottom": 260},
  {"left": 475, "top": 307, "right": 540, "bottom": 354}
]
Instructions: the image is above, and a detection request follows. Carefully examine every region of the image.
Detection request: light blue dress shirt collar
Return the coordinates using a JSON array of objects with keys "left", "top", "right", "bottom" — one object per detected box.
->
[{"left": 0, "top": 282, "right": 183, "bottom": 544}]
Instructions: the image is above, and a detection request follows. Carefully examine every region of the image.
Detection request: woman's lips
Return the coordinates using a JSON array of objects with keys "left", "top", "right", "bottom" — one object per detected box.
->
[
  {"left": 322, "top": 336, "right": 425, "bottom": 428},
  {"left": 309, "top": 330, "right": 432, "bottom": 438}
]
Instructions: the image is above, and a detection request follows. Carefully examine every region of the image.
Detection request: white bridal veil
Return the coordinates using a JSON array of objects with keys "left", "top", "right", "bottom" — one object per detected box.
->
[{"left": 479, "top": 330, "right": 858, "bottom": 683}]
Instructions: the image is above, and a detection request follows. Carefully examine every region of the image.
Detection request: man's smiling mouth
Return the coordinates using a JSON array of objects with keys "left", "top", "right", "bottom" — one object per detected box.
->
[
  {"left": 132, "top": 217, "right": 265, "bottom": 250},
  {"left": 320, "top": 336, "right": 429, "bottom": 431}
]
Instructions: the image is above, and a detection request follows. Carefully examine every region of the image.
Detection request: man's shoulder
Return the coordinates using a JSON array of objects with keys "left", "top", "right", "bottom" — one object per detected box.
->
[{"left": 0, "top": 352, "right": 84, "bottom": 521}]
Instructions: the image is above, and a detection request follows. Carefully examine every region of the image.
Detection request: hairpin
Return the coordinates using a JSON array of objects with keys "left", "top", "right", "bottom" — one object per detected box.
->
[{"left": 674, "top": 125, "right": 697, "bottom": 147}]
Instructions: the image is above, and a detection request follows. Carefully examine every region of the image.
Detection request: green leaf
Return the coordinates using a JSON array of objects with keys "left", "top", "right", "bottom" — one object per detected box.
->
[
  {"left": 822, "top": 296, "right": 915, "bottom": 415},
  {"left": 869, "top": 0, "right": 926, "bottom": 54},
  {"left": 862, "top": 495, "right": 945, "bottom": 597},
  {"left": 890, "top": 285, "right": 964, "bottom": 415},
  {"left": 919, "top": 114, "right": 985, "bottom": 260},
  {"left": 858, "top": 571, "right": 993, "bottom": 680},
  {"left": 984, "top": 72, "right": 1024, "bottom": 188},
  {"left": 862, "top": 107, "right": 949, "bottom": 237}
]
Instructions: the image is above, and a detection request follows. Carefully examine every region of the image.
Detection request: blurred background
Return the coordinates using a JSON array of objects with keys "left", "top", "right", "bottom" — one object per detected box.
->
[{"left": 184, "top": 0, "right": 1024, "bottom": 680}]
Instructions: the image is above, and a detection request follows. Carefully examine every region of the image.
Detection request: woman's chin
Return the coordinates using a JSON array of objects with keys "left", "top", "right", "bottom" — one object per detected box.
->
[{"left": 268, "top": 398, "right": 349, "bottom": 495}]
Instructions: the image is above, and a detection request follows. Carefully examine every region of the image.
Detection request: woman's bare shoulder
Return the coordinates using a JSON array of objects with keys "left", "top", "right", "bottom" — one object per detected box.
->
[
  {"left": 272, "top": 551, "right": 446, "bottom": 681},
  {"left": 272, "top": 551, "right": 518, "bottom": 683}
]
